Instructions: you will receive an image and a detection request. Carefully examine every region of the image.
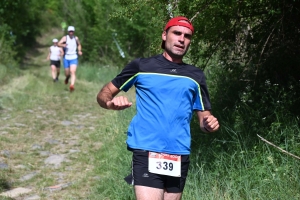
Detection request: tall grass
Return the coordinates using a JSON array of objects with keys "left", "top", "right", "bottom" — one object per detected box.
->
[
  {"left": 0, "top": 64, "right": 22, "bottom": 86},
  {"left": 89, "top": 109, "right": 136, "bottom": 199},
  {"left": 184, "top": 63, "right": 300, "bottom": 199},
  {"left": 187, "top": 117, "right": 300, "bottom": 199},
  {"left": 76, "top": 62, "right": 121, "bottom": 84}
]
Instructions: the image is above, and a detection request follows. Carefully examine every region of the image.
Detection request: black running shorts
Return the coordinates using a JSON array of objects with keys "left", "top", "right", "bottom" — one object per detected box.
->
[
  {"left": 126, "top": 149, "right": 190, "bottom": 193},
  {"left": 50, "top": 60, "right": 61, "bottom": 68}
]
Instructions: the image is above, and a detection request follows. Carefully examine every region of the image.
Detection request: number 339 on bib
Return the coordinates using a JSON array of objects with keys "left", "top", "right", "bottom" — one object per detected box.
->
[{"left": 148, "top": 152, "right": 181, "bottom": 177}]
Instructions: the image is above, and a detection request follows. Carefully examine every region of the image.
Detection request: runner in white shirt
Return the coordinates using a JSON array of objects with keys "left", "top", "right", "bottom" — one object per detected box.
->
[
  {"left": 46, "top": 38, "right": 64, "bottom": 82},
  {"left": 58, "top": 26, "right": 83, "bottom": 92}
]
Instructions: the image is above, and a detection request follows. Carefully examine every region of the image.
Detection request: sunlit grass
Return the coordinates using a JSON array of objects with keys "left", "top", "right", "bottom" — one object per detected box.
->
[{"left": 77, "top": 62, "right": 120, "bottom": 84}]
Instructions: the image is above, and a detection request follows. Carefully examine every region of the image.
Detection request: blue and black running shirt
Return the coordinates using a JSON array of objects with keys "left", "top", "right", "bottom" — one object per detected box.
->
[{"left": 112, "top": 54, "right": 211, "bottom": 155}]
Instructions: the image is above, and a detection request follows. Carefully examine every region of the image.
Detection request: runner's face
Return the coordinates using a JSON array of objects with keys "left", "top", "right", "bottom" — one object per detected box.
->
[
  {"left": 162, "top": 26, "right": 192, "bottom": 59},
  {"left": 68, "top": 31, "right": 74, "bottom": 36}
]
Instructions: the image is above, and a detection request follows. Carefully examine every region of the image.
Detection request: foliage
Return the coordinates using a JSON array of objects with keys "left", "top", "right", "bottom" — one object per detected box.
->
[
  {"left": 0, "top": 0, "right": 47, "bottom": 65},
  {"left": 0, "top": 24, "right": 17, "bottom": 66},
  {"left": 108, "top": 0, "right": 300, "bottom": 111},
  {"left": 60, "top": 0, "right": 166, "bottom": 66},
  {"left": 0, "top": 0, "right": 44, "bottom": 56},
  {"left": 47, "top": 0, "right": 167, "bottom": 65},
  {"left": 0, "top": 24, "right": 22, "bottom": 86}
]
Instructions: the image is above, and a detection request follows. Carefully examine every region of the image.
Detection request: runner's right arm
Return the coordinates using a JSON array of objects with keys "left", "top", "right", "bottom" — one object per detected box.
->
[
  {"left": 58, "top": 36, "right": 67, "bottom": 48},
  {"left": 46, "top": 47, "right": 51, "bottom": 60},
  {"left": 97, "top": 82, "right": 132, "bottom": 110}
]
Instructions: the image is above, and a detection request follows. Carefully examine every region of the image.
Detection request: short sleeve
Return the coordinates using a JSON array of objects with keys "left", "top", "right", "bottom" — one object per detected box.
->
[
  {"left": 193, "top": 73, "right": 211, "bottom": 111},
  {"left": 111, "top": 58, "right": 140, "bottom": 92}
]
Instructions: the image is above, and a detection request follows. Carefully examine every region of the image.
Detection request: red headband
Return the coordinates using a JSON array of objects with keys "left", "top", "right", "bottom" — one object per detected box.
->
[{"left": 163, "top": 16, "right": 194, "bottom": 33}]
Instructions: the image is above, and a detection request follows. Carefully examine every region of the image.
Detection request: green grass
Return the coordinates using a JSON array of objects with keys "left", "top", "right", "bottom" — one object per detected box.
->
[
  {"left": 0, "top": 64, "right": 23, "bottom": 87},
  {"left": 77, "top": 62, "right": 120, "bottom": 84},
  {"left": 88, "top": 108, "right": 136, "bottom": 200}
]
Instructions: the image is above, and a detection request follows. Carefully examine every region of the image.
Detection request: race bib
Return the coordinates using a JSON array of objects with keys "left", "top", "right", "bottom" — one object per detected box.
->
[{"left": 148, "top": 152, "right": 181, "bottom": 177}]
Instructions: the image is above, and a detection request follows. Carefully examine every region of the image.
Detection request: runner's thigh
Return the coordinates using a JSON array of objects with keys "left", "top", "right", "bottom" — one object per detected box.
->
[{"left": 132, "top": 150, "right": 165, "bottom": 189}]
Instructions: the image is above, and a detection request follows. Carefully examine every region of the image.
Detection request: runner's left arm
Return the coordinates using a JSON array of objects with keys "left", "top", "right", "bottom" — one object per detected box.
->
[
  {"left": 196, "top": 110, "right": 219, "bottom": 133},
  {"left": 76, "top": 37, "right": 82, "bottom": 56}
]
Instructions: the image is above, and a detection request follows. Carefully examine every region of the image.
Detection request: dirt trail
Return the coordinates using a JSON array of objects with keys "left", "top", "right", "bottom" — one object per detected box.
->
[{"left": 0, "top": 28, "right": 107, "bottom": 199}]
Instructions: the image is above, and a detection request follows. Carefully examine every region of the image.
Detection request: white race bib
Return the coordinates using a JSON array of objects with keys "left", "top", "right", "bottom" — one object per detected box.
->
[{"left": 148, "top": 152, "right": 181, "bottom": 177}]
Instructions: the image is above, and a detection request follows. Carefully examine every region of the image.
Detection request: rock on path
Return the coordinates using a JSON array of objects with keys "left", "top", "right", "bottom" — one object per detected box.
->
[
  {"left": 44, "top": 154, "right": 65, "bottom": 168},
  {"left": 0, "top": 187, "right": 32, "bottom": 198}
]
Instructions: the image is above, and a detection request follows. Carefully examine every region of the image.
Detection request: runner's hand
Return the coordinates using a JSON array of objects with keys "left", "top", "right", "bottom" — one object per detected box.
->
[
  {"left": 203, "top": 115, "right": 219, "bottom": 132},
  {"left": 106, "top": 96, "right": 132, "bottom": 110}
]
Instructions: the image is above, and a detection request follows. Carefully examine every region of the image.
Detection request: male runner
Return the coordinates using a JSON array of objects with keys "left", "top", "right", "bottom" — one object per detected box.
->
[
  {"left": 58, "top": 26, "right": 82, "bottom": 91},
  {"left": 97, "top": 16, "right": 219, "bottom": 200}
]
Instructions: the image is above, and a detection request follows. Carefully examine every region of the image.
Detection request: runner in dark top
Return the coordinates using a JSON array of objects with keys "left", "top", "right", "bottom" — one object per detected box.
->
[{"left": 97, "top": 16, "right": 219, "bottom": 200}]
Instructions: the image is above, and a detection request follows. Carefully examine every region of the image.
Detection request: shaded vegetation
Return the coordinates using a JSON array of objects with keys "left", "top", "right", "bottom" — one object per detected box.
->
[{"left": 0, "top": 0, "right": 46, "bottom": 64}]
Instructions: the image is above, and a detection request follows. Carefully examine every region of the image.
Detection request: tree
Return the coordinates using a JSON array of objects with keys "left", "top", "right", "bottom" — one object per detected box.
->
[{"left": 0, "top": 0, "right": 46, "bottom": 64}]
